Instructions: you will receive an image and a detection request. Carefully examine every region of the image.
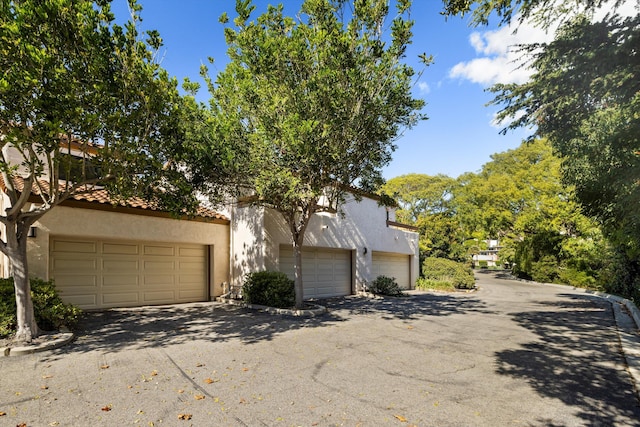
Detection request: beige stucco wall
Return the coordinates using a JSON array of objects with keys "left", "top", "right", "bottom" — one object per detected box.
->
[
  {"left": 230, "top": 195, "right": 419, "bottom": 291},
  {"left": 26, "top": 205, "right": 230, "bottom": 298}
]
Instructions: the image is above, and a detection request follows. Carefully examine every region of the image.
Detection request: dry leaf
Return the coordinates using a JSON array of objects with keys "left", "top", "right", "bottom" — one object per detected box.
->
[
  {"left": 194, "top": 395, "right": 205, "bottom": 400},
  {"left": 148, "top": 422, "right": 155, "bottom": 427},
  {"left": 195, "top": 363, "right": 204, "bottom": 367},
  {"left": 40, "top": 385, "right": 48, "bottom": 390},
  {"left": 204, "top": 378, "right": 214, "bottom": 384},
  {"left": 101, "top": 405, "right": 112, "bottom": 412},
  {"left": 42, "top": 375, "right": 53, "bottom": 379},
  {"left": 177, "top": 389, "right": 185, "bottom": 394},
  {"left": 150, "top": 370, "right": 158, "bottom": 377},
  {"left": 242, "top": 368, "right": 249, "bottom": 372},
  {"left": 0, "top": 411, "right": 6, "bottom": 416},
  {"left": 406, "top": 326, "right": 414, "bottom": 330},
  {"left": 239, "top": 398, "right": 247, "bottom": 404},
  {"left": 17, "top": 423, "right": 26, "bottom": 427},
  {"left": 178, "top": 413, "right": 192, "bottom": 420},
  {"left": 394, "top": 414, "right": 408, "bottom": 422},
  {"left": 100, "top": 365, "right": 109, "bottom": 369},
  {"left": 49, "top": 422, "right": 60, "bottom": 426}
]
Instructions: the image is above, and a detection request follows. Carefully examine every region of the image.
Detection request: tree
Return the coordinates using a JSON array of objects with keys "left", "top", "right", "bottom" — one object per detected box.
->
[
  {"left": 443, "top": 0, "right": 640, "bottom": 298},
  {"left": 381, "top": 173, "right": 456, "bottom": 223},
  {"left": 381, "top": 174, "right": 465, "bottom": 262},
  {"left": 0, "top": 0, "right": 197, "bottom": 342},
  {"left": 205, "top": 0, "right": 429, "bottom": 308}
]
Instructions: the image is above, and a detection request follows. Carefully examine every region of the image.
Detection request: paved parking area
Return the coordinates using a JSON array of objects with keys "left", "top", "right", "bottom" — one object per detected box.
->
[{"left": 1, "top": 273, "right": 639, "bottom": 426}]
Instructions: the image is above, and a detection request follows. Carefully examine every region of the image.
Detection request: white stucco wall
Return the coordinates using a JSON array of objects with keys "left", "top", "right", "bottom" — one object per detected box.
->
[
  {"left": 230, "top": 195, "right": 419, "bottom": 291},
  {"left": 24, "top": 205, "right": 230, "bottom": 298}
]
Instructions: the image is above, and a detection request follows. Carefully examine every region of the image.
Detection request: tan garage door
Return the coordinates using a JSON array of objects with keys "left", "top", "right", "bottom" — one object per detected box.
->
[
  {"left": 280, "top": 246, "right": 352, "bottom": 299},
  {"left": 50, "top": 237, "right": 208, "bottom": 309},
  {"left": 372, "top": 252, "right": 411, "bottom": 289}
]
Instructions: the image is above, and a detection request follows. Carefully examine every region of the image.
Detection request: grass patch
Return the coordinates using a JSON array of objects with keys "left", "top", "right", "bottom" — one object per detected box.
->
[{"left": 416, "top": 277, "right": 456, "bottom": 292}]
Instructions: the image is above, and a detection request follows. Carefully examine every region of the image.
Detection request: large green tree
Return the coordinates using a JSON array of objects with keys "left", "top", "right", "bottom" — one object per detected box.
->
[
  {"left": 205, "top": 0, "right": 428, "bottom": 308},
  {"left": 443, "top": 0, "right": 640, "bottom": 298},
  {"left": 0, "top": 0, "right": 198, "bottom": 342},
  {"left": 381, "top": 173, "right": 465, "bottom": 262}
]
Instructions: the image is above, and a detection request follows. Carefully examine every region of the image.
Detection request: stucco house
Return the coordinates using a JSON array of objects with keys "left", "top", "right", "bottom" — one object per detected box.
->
[
  {"left": 230, "top": 193, "right": 420, "bottom": 298},
  {"left": 0, "top": 141, "right": 419, "bottom": 309}
]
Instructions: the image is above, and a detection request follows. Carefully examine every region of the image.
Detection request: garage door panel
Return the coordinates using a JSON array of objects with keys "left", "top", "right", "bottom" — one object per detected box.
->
[
  {"left": 179, "top": 247, "right": 205, "bottom": 257},
  {"left": 102, "top": 275, "right": 138, "bottom": 287},
  {"left": 63, "top": 294, "right": 97, "bottom": 307},
  {"left": 103, "top": 259, "right": 138, "bottom": 272},
  {"left": 142, "top": 290, "right": 176, "bottom": 303},
  {"left": 144, "top": 245, "right": 175, "bottom": 256},
  {"left": 51, "top": 238, "right": 208, "bottom": 309},
  {"left": 143, "top": 275, "right": 175, "bottom": 286},
  {"left": 103, "top": 242, "right": 139, "bottom": 255},
  {"left": 144, "top": 260, "right": 175, "bottom": 272},
  {"left": 102, "top": 292, "right": 140, "bottom": 305},
  {"left": 54, "top": 275, "right": 98, "bottom": 288},
  {"left": 52, "top": 240, "right": 97, "bottom": 253},
  {"left": 53, "top": 258, "right": 96, "bottom": 271}
]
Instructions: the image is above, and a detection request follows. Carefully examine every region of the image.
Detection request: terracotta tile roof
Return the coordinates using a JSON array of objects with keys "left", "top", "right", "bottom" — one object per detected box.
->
[{"left": 0, "top": 175, "right": 228, "bottom": 222}]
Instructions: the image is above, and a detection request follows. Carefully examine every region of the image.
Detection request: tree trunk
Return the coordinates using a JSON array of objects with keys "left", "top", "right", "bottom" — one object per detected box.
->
[
  {"left": 7, "top": 223, "right": 39, "bottom": 343},
  {"left": 292, "top": 237, "right": 304, "bottom": 309}
]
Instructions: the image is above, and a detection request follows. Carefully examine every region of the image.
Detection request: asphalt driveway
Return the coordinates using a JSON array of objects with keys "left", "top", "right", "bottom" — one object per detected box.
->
[{"left": 1, "top": 272, "right": 639, "bottom": 426}]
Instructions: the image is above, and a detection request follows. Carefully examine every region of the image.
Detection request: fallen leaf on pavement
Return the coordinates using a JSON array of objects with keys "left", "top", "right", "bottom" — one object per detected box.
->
[
  {"left": 40, "top": 385, "right": 48, "bottom": 390},
  {"left": 17, "top": 423, "right": 26, "bottom": 427},
  {"left": 178, "top": 413, "right": 192, "bottom": 420},
  {"left": 0, "top": 411, "right": 5, "bottom": 416},
  {"left": 394, "top": 414, "right": 408, "bottom": 422},
  {"left": 100, "top": 365, "right": 109, "bottom": 369},
  {"left": 195, "top": 363, "right": 204, "bottom": 367},
  {"left": 177, "top": 389, "right": 185, "bottom": 394},
  {"left": 101, "top": 405, "right": 112, "bottom": 412},
  {"left": 204, "top": 378, "right": 215, "bottom": 384},
  {"left": 194, "top": 395, "right": 205, "bottom": 400},
  {"left": 150, "top": 370, "right": 158, "bottom": 377},
  {"left": 42, "top": 375, "right": 53, "bottom": 379}
]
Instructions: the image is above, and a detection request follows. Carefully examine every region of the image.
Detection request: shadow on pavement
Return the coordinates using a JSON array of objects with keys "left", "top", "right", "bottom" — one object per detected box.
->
[
  {"left": 323, "top": 292, "right": 491, "bottom": 320},
  {"left": 496, "top": 294, "right": 640, "bottom": 425},
  {"left": 55, "top": 292, "right": 489, "bottom": 356}
]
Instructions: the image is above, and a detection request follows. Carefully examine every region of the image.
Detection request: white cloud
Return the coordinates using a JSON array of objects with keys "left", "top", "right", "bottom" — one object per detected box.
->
[
  {"left": 449, "top": 0, "right": 639, "bottom": 87},
  {"left": 417, "top": 81, "right": 431, "bottom": 94}
]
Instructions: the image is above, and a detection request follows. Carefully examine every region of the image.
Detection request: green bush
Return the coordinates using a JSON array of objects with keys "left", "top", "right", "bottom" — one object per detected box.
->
[
  {"left": 530, "top": 256, "right": 559, "bottom": 283},
  {"left": 477, "top": 260, "right": 488, "bottom": 269},
  {"left": 422, "top": 257, "right": 475, "bottom": 290},
  {"left": 242, "top": 271, "right": 295, "bottom": 308},
  {"left": 0, "top": 277, "right": 82, "bottom": 338},
  {"left": 558, "top": 267, "right": 597, "bottom": 289},
  {"left": 368, "top": 275, "right": 404, "bottom": 296}
]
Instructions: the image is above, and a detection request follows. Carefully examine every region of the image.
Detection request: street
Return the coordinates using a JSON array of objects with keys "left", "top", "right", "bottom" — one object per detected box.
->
[{"left": 1, "top": 271, "right": 639, "bottom": 426}]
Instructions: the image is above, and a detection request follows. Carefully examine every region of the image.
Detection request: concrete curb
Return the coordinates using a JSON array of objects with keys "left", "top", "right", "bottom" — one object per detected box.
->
[
  {"left": 2, "top": 331, "right": 75, "bottom": 357},
  {"left": 216, "top": 297, "right": 328, "bottom": 317}
]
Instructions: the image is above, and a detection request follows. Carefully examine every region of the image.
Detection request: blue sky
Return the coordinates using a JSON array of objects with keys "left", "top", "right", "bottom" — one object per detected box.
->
[{"left": 109, "top": 1, "right": 547, "bottom": 179}]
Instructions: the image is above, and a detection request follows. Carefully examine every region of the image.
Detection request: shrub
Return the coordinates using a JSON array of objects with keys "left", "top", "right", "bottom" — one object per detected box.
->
[
  {"left": 242, "top": 271, "right": 295, "bottom": 308},
  {"left": 422, "top": 257, "right": 475, "bottom": 290},
  {"left": 477, "top": 260, "right": 488, "bottom": 269},
  {"left": 0, "top": 277, "right": 82, "bottom": 338},
  {"left": 368, "top": 275, "right": 404, "bottom": 296},
  {"left": 558, "top": 267, "right": 597, "bottom": 289},
  {"left": 530, "top": 256, "right": 559, "bottom": 283}
]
